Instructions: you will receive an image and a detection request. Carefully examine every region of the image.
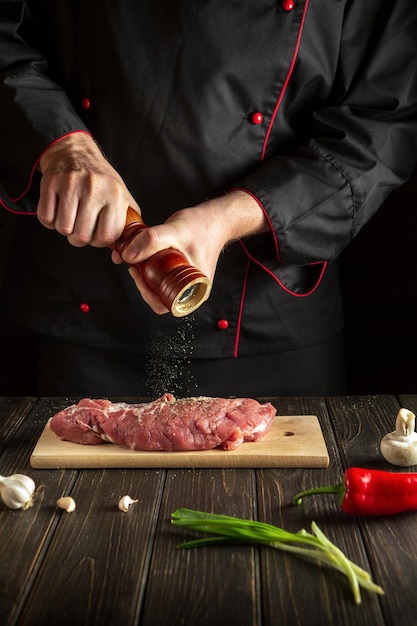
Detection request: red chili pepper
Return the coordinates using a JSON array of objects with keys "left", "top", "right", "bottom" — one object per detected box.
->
[{"left": 293, "top": 467, "right": 417, "bottom": 516}]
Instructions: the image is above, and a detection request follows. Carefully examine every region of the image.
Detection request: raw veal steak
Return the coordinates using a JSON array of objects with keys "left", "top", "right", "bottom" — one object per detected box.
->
[{"left": 49, "top": 394, "right": 276, "bottom": 451}]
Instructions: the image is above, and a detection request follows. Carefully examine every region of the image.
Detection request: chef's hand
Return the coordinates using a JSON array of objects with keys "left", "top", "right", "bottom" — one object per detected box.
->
[
  {"left": 111, "top": 191, "right": 269, "bottom": 314},
  {"left": 38, "top": 132, "right": 140, "bottom": 247}
]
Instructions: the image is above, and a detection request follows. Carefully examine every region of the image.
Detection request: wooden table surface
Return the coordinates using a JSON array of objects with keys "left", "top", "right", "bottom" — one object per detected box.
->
[{"left": 1, "top": 394, "right": 417, "bottom": 626}]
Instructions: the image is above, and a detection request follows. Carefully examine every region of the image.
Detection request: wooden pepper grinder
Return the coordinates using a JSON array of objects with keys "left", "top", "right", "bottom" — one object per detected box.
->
[{"left": 112, "top": 207, "right": 211, "bottom": 317}]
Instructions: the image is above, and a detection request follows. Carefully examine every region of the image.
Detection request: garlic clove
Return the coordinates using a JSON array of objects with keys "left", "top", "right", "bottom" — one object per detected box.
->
[
  {"left": 0, "top": 473, "right": 36, "bottom": 510},
  {"left": 381, "top": 408, "right": 417, "bottom": 466},
  {"left": 56, "top": 496, "right": 76, "bottom": 513},
  {"left": 118, "top": 495, "right": 138, "bottom": 512}
]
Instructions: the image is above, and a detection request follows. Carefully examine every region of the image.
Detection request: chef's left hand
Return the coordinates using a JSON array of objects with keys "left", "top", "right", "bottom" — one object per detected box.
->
[{"left": 111, "top": 190, "right": 269, "bottom": 314}]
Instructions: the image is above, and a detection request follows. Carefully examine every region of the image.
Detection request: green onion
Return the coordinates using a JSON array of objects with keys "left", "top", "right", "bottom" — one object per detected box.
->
[{"left": 171, "top": 508, "right": 384, "bottom": 605}]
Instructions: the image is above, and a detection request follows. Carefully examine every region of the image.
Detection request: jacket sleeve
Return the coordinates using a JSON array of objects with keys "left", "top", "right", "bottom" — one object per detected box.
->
[
  {"left": 236, "top": 0, "right": 417, "bottom": 266},
  {"left": 0, "top": 1, "right": 89, "bottom": 213}
]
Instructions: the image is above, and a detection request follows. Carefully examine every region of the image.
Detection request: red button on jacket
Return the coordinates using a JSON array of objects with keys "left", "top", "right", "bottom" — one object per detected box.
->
[
  {"left": 250, "top": 111, "right": 263, "bottom": 125},
  {"left": 217, "top": 319, "right": 229, "bottom": 330}
]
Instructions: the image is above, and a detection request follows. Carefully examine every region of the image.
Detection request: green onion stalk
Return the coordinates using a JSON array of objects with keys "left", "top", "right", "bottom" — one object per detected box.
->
[{"left": 171, "top": 508, "right": 384, "bottom": 605}]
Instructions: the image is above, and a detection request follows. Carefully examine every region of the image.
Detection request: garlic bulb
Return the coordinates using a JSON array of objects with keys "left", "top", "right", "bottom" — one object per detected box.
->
[
  {"left": 56, "top": 496, "right": 76, "bottom": 513},
  {"left": 0, "top": 473, "right": 36, "bottom": 510},
  {"left": 381, "top": 408, "right": 417, "bottom": 466},
  {"left": 118, "top": 495, "right": 138, "bottom": 512}
]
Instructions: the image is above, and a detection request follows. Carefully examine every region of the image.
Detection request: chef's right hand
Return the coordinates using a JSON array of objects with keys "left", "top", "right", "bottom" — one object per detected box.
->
[
  {"left": 37, "top": 132, "right": 140, "bottom": 248},
  {"left": 117, "top": 190, "right": 270, "bottom": 314}
]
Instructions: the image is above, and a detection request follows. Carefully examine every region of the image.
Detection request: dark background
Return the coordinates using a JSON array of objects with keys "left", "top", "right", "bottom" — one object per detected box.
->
[
  {"left": 339, "top": 163, "right": 417, "bottom": 394},
  {"left": 1, "top": 165, "right": 416, "bottom": 395}
]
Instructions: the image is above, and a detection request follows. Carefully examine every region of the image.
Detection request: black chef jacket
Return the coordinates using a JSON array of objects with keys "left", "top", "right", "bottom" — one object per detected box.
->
[{"left": 0, "top": 0, "right": 417, "bottom": 360}]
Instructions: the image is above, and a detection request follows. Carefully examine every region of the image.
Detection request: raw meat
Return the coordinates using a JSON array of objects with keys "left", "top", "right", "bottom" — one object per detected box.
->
[{"left": 49, "top": 394, "right": 276, "bottom": 451}]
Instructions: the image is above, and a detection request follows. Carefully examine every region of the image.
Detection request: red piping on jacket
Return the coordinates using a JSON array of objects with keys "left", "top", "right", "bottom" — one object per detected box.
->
[
  {"left": 236, "top": 188, "right": 281, "bottom": 260},
  {"left": 234, "top": 0, "right": 312, "bottom": 356},
  {"left": 235, "top": 186, "right": 327, "bottom": 296},
  {"left": 0, "top": 130, "right": 92, "bottom": 214},
  {"left": 240, "top": 239, "right": 327, "bottom": 297},
  {"left": 234, "top": 258, "right": 251, "bottom": 358},
  {"left": 261, "top": 0, "right": 310, "bottom": 162},
  {"left": 0, "top": 198, "right": 35, "bottom": 215}
]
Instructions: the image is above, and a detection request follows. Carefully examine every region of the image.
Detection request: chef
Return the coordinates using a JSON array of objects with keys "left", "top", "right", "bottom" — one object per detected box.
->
[{"left": 0, "top": 1, "right": 416, "bottom": 397}]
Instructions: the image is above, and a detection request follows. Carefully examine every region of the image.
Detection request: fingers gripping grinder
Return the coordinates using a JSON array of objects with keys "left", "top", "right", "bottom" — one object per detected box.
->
[{"left": 112, "top": 207, "right": 211, "bottom": 317}]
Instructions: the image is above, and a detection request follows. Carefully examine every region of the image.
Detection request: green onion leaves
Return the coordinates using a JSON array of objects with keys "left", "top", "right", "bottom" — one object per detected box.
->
[{"left": 171, "top": 508, "right": 384, "bottom": 605}]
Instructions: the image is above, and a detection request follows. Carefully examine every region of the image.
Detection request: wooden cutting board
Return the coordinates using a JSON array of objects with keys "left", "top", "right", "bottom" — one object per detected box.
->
[{"left": 30, "top": 415, "right": 329, "bottom": 469}]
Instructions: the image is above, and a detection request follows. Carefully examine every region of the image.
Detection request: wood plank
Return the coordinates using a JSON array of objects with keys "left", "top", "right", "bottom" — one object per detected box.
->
[
  {"left": 30, "top": 414, "right": 329, "bottom": 469},
  {"left": 0, "top": 397, "right": 37, "bottom": 453},
  {"left": 16, "top": 468, "right": 165, "bottom": 626},
  {"left": 140, "top": 468, "right": 259, "bottom": 626},
  {"left": 0, "top": 398, "right": 79, "bottom": 625},
  {"left": 325, "top": 395, "right": 417, "bottom": 626},
  {"left": 256, "top": 397, "right": 385, "bottom": 625},
  {"left": 325, "top": 394, "right": 401, "bottom": 469}
]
